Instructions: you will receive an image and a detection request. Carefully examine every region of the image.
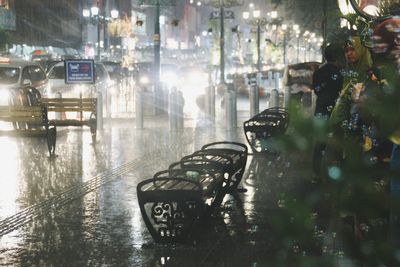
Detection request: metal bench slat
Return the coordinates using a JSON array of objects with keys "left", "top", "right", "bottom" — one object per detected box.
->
[{"left": 46, "top": 108, "right": 96, "bottom": 112}]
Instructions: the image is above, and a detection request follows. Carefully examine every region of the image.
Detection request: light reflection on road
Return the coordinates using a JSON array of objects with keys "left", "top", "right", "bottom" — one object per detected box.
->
[
  {"left": 0, "top": 121, "right": 248, "bottom": 266},
  {"left": 0, "top": 136, "right": 19, "bottom": 219}
]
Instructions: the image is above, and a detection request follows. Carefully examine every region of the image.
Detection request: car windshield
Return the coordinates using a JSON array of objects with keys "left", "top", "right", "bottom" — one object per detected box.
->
[
  {"left": 0, "top": 67, "right": 20, "bottom": 84},
  {"left": 48, "top": 65, "right": 65, "bottom": 79}
]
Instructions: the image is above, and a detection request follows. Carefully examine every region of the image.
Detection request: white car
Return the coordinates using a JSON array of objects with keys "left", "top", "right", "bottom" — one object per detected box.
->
[
  {"left": 0, "top": 56, "right": 48, "bottom": 106},
  {"left": 47, "top": 61, "right": 112, "bottom": 117},
  {"left": 47, "top": 61, "right": 111, "bottom": 98}
]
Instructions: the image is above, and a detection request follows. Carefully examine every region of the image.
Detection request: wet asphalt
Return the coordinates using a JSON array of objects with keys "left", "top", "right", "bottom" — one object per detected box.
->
[{"left": 0, "top": 104, "right": 336, "bottom": 267}]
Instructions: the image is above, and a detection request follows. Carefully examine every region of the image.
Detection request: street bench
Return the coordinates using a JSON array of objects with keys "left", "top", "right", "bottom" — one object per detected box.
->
[
  {"left": 41, "top": 97, "right": 97, "bottom": 142},
  {"left": 243, "top": 107, "right": 290, "bottom": 153},
  {"left": 137, "top": 159, "right": 226, "bottom": 243},
  {"left": 0, "top": 104, "right": 57, "bottom": 156},
  {"left": 196, "top": 141, "right": 248, "bottom": 191},
  {"left": 137, "top": 141, "right": 248, "bottom": 243}
]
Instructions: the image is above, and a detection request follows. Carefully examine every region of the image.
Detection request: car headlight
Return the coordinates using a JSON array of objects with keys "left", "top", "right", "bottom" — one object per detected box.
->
[
  {"left": 187, "top": 70, "right": 207, "bottom": 84},
  {"left": 139, "top": 75, "right": 150, "bottom": 85},
  {"left": 161, "top": 71, "right": 178, "bottom": 83},
  {"left": 0, "top": 89, "right": 10, "bottom": 105},
  {"left": 160, "top": 71, "right": 178, "bottom": 87}
]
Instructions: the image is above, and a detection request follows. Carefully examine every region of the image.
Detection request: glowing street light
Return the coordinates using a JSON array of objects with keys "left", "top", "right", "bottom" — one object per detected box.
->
[
  {"left": 243, "top": 8, "right": 267, "bottom": 79},
  {"left": 83, "top": 3, "right": 119, "bottom": 60}
]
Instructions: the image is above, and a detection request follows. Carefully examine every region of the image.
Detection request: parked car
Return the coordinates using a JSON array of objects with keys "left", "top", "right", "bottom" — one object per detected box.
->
[
  {"left": 0, "top": 56, "right": 48, "bottom": 110},
  {"left": 47, "top": 61, "right": 111, "bottom": 98},
  {"left": 47, "top": 61, "right": 112, "bottom": 118},
  {"left": 0, "top": 56, "right": 49, "bottom": 95}
]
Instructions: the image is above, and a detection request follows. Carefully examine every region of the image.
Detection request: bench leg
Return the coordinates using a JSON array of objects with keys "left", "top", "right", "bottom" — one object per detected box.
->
[
  {"left": 90, "top": 123, "right": 97, "bottom": 143},
  {"left": 46, "top": 122, "right": 57, "bottom": 157},
  {"left": 229, "top": 156, "right": 248, "bottom": 191},
  {"left": 89, "top": 114, "right": 97, "bottom": 143},
  {"left": 137, "top": 180, "right": 204, "bottom": 243}
]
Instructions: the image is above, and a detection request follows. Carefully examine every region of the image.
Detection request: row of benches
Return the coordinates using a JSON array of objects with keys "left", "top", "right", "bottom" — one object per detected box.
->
[
  {"left": 0, "top": 87, "right": 98, "bottom": 156},
  {"left": 137, "top": 141, "right": 248, "bottom": 243},
  {"left": 137, "top": 108, "right": 291, "bottom": 244}
]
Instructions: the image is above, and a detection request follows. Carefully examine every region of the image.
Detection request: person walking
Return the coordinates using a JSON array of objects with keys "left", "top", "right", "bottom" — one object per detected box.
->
[
  {"left": 312, "top": 45, "right": 344, "bottom": 178},
  {"left": 342, "top": 36, "right": 373, "bottom": 86},
  {"left": 326, "top": 36, "right": 375, "bottom": 167}
]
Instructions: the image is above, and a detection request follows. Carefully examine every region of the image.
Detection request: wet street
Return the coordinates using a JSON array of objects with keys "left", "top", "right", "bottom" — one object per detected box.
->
[{"left": 0, "top": 103, "right": 329, "bottom": 267}]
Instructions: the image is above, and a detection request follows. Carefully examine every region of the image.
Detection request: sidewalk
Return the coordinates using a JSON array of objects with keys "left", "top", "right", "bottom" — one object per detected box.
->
[{"left": 0, "top": 108, "right": 338, "bottom": 266}]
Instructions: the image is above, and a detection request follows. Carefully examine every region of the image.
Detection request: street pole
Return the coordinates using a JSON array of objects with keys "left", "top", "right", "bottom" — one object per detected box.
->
[
  {"left": 153, "top": 0, "right": 162, "bottom": 114},
  {"left": 154, "top": 0, "right": 160, "bottom": 85},
  {"left": 219, "top": 0, "right": 225, "bottom": 85},
  {"left": 256, "top": 20, "right": 262, "bottom": 86},
  {"left": 322, "top": 0, "right": 327, "bottom": 61},
  {"left": 97, "top": 20, "right": 101, "bottom": 60},
  {"left": 139, "top": 0, "right": 175, "bottom": 116},
  {"left": 102, "top": 3, "right": 108, "bottom": 55},
  {"left": 205, "top": 0, "right": 240, "bottom": 85},
  {"left": 283, "top": 31, "right": 287, "bottom": 65},
  {"left": 256, "top": 21, "right": 261, "bottom": 74}
]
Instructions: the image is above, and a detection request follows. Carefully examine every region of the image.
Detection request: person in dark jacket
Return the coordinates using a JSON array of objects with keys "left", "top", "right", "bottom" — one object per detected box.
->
[
  {"left": 313, "top": 45, "right": 344, "bottom": 119},
  {"left": 312, "top": 44, "right": 344, "bottom": 178}
]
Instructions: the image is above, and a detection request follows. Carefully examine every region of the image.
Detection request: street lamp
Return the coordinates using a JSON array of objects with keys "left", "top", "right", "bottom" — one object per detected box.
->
[
  {"left": 202, "top": 0, "right": 243, "bottom": 85},
  {"left": 242, "top": 8, "right": 267, "bottom": 82},
  {"left": 139, "top": 0, "right": 175, "bottom": 92},
  {"left": 281, "top": 23, "right": 300, "bottom": 65},
  {"left": 83, "top": 3, "right": 119, "bottom": 60}
]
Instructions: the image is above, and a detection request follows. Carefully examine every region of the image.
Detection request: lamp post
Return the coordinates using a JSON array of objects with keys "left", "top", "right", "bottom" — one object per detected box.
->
[
  {"left": 242, "top": 9, "right": 267, "bottom": 79},
  {"left": 83, "top": 2, "right": 119, "bottom": 60},
  {"left": 139, "top": 0, "right": 175, "bottom": 92},
  {"left": 281, "top": 23, "right": 300, "bottom": 65},
  {"left": 204, "top": 0, "right": 243, "bottom": 85}
]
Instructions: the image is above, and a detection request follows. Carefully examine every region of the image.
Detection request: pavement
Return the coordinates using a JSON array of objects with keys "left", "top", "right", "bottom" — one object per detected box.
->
[{"left": 0, "top": 97, "right": 350, "bottom": 267}]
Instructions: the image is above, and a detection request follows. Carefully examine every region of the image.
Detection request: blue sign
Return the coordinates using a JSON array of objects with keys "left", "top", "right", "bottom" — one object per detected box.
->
[{"left": 65, "top": 60, "right": 95, "bottom": 84}]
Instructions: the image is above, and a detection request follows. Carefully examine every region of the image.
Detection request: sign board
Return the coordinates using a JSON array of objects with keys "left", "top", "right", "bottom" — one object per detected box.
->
[{"left": 65, "top": 60, "right": 95, "bottom": 84}]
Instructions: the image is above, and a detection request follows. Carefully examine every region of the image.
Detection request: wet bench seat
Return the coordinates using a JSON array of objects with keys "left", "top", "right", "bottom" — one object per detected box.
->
[
  {"left": 0, "top": 104, "right": 57, "bottom": 156},
  {"left": 41, "top": 97, "right": 97, "bottom": 142},
  {"left": 243, "top": 107, "right": 290, "bottom": 153},
  {"left": 196, "top": 141, "right": 248, "bottom": 190},
  {"left": 137, "top": 141, "right": 248, "bottom": 243},
  {"left": 137, "top": 160, "right": 228, "bottom": 243}
]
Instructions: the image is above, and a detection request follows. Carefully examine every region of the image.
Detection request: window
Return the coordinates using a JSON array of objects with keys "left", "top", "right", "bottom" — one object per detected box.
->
[
  {"left": 0, "top": 67, "right": 19, "bottom": 84},
  {"left": 21, "top": 67, "right": 30, "bottom": 84},
  {"left": 29, "top": 65, "right": 46, "bottom": 83},
  {"left": 48, "top": 66, "right": 65, "bottom": 79}
]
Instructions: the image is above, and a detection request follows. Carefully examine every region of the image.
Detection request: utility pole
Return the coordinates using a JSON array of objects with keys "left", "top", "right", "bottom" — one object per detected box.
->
[
  {"left": 139, "top": 0, "right": 175, "bottom": 89},
  {"left": 206, "top": 0, "right": 243, "bottom": 85},
  {"left": 243, "top": 9, "right": 267, "bottom": 85},
  {"left": 321, "top": 0, "right": 327, "bottom": 61},
  {"left": 219, "top": 0, "right": 225, "bottom": 84}
]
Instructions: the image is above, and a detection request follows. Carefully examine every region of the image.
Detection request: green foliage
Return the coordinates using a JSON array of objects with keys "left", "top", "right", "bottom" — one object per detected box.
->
[{"left": 278, "top": 62, "right": 400, "bottom": 265}]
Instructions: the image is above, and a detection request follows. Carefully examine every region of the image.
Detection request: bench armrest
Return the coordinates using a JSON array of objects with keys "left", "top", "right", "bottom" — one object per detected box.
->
[{"left": 201, "top": 141, "right": 248, "bottom": 153}]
